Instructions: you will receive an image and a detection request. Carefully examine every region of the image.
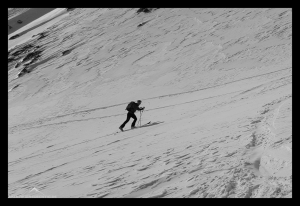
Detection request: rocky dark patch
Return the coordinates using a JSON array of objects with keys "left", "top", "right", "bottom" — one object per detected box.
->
[
  {"left": 67, "top": 8, "right": 76, "bottom": 12},
  {"left": 8, "top": 44, "right": 42, "bottom": 69},
  {"left": 9, "top": 43, "right": 43, "bottom": 74},
  {"left": 12, "top": 84, "right": 20, "bottom": 90},
  {"left": 23, "top": 50, "right": 42, "bottom": 62},
  {"left": 38, "top": 32, "right": 48, "bottom": 40},
  {"left": 11, "top": 50, "right": 24, "bottom": 57},
  {"left": 62, "top": 50, "right": 72, "bottom": 56},
  {"left": 32, "top": 32, "right": 49, "bottom": 40},
  {"left": 137, "top": 8, "right": 150, "bottom": 14},
  {"left": 14, "top": 51, "right": 42, "bottom": 72},
  {"left": 138, "top": 22, "right": 147, "bottom": 28},
  {"left": 136, "top": 8, "right": 158, "bottom": 14},
  {"left": 18, "top": 67, "right": 30, "bottom": 78},
  {"left": 9, "top": 34, "right": 20, "bottom": 40},
  {"left": 11, "top": 44, "right": 34, "bottom": 56}
]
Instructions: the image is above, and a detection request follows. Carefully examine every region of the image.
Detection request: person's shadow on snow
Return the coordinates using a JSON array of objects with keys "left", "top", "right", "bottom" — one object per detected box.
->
[
  {"left": 140, "top": 121, "right": 164, "bottom": 128},
  {"left": 120, "top": 121, "right": 164, "bottom": 132}
]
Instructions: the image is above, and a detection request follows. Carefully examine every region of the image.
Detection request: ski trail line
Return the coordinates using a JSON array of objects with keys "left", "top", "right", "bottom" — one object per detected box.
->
[
  {"left": 11, "top": 67, "right": 291, "bottom": 125},
  {"left": 272, "top": 100, "right": 288, "bottom": 130}
]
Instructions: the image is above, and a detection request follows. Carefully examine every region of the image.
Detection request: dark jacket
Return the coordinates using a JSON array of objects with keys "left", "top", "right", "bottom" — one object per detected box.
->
[{"left": 128, "top": 102, "right": 143, "bottom": 113}]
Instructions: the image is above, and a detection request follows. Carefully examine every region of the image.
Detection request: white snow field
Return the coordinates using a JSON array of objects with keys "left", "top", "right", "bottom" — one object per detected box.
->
[{"left": 8, "top": 8, "right": 291, "bottom": 198}]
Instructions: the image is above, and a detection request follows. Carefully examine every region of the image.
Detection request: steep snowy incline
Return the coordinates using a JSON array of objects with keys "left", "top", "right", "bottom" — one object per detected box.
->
[{"left": 8, "top": 8, "right": 291, "bottom": 198}]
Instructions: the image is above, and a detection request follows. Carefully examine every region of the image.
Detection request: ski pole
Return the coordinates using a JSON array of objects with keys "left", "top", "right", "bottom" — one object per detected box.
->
[{"left": 139, "top": 110, "right": 142, "bottom": 127}]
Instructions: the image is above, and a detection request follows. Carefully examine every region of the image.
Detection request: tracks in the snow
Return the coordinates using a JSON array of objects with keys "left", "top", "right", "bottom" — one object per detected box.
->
[{"left": 9, "top": 67, "right": 291, "bottom": 132}]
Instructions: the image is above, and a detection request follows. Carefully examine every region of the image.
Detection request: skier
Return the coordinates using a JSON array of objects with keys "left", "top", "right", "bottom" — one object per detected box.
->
[{"left": 119, "top": 100, "right": 145, "bottom": 131}]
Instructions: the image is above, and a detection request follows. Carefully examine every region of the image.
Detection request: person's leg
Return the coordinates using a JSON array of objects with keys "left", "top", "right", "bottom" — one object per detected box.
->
[
  {"left": 120, "top": 112, "right": 131, "bottom": 128},
  {"left": 131, "top": 113, "right": 138, "bottom": 128}
]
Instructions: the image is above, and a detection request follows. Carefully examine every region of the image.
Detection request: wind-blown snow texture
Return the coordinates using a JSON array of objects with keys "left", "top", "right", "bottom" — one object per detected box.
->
[{"left": 8, "top": 8, "right": 291, "bottom": 198}]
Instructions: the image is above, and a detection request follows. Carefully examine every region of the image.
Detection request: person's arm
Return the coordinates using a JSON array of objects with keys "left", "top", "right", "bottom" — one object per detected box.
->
[{"left": 137, "top": 106, "right": 145, "bottom": 111}]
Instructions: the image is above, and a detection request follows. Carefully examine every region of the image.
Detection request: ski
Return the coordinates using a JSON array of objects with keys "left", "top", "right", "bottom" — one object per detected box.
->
[{"left": 115, "top": 121, "right": 151, "bottom": 134}]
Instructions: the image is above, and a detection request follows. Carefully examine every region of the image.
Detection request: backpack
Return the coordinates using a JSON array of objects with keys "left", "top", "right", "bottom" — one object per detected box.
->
[{"left": 126, "top": 101, "right": 135, "bottom": 111}]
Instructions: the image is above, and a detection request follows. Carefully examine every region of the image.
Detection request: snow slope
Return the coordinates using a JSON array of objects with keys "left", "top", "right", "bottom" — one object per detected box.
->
[{"left": 8, "top": 8, "right": 291, "bottom": 198}]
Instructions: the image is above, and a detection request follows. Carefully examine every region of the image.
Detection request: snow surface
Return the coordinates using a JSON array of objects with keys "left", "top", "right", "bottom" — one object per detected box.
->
[{"left": 8, "top": 8, "right": 291, "bottom": 198}]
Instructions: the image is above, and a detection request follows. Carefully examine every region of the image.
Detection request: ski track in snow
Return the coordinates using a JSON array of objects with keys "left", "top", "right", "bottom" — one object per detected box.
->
[{"left": 8, "top": 8, "right": 291, "bottom": 198}]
